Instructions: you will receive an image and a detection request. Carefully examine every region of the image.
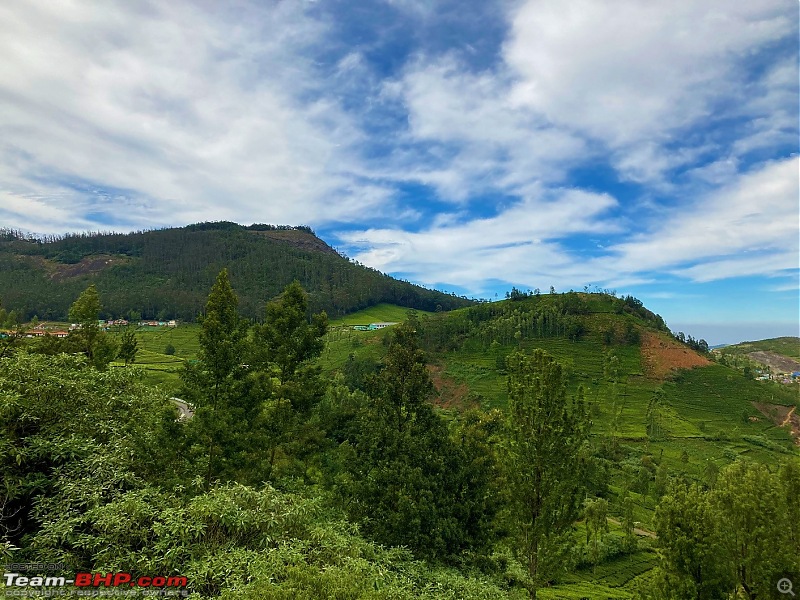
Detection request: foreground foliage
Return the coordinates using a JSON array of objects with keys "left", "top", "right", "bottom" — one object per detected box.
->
[{"left": 2, "top": 277, "right": 797, "bottom": 599}]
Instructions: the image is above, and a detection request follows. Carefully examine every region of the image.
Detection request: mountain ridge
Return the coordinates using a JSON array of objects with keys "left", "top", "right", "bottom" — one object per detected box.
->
[{"left": 0, "top": 222, "right": 475, "bottom": 321}]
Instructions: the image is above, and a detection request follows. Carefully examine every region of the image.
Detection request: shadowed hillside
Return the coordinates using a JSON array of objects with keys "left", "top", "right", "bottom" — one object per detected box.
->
[{"left": 0, "top": 223, "right": 474, "bottom": 321}]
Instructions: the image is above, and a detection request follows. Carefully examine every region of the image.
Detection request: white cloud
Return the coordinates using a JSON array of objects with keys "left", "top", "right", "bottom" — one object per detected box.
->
[
  {"left": 0, "top": 1, "right": 387, "bottom": 232},
  {"left": 380, "top": 55, "right": 586, "bottom": 202},
  {"left": 605, "top": 157, "right": 799, "bottom": 279},
  {"left": 341, "top": 157, "right": 798, "bottom": 292},
  {"left": 375, "top": 0, "right": 796, "bottom": 207},
  {"left": 505, "top": 0, "right": 795, "bottom": 162},
  {"left": 341, "top": 187, "right": 619, "bottom": 291}
]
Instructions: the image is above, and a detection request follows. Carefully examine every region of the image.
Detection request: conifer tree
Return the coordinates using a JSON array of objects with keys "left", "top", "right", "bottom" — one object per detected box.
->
[
  {"left": 502, "top": 349, "right": 590, "bottom": 598},
  {"left": 345, "top": 323, "right": 497, "bottom": 561},
  {"left": 182, "top": 269, "right": 249, "bottom": 488}
]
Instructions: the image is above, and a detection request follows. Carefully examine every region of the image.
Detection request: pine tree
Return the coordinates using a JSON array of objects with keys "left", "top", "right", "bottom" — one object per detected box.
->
[
  {"left": 247, "top": 280, "right": 328, "bottom": 479},
  {"left": 251, "top": 280, "right": 327, "bottom": 385},
  {"left": 182, "top": 269, "right": 249, "bottom": 489},
  {"left": 344, "top": 323, "right": 496, "bottom": 561},
  {"left": 502, "top": 349, "right": 590, "bottom": 598}
]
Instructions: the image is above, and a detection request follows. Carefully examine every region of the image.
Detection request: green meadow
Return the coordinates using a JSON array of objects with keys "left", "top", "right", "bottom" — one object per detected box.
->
[
  {"left": 328, "top": 302, "right": 432, "bottom": 325},
  {"left": 109, "top": 323, "right": 201, "bottom": 391}
]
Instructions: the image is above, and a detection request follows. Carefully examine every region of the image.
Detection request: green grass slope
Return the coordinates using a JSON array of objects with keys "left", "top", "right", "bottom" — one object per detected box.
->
[
  {"left": 328, "top": 303, "right": 432, "bottom": 326},
  {"left": 721, "top": 336, "right": 800, "bottom": 360},
  {"left": 314, "top": 293, "right": 798, "bottom": 597}
]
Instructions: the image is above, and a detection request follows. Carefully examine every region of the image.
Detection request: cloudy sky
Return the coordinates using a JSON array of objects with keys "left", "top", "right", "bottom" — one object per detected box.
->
[{"left": 1, "top": 0, "right": 797, "bottom": 344}]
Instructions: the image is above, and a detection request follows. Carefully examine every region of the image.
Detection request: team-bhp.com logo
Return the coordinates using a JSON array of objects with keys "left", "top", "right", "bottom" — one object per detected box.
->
[{"left": 3, "top": 571, "right": 188, "bottom": 596}]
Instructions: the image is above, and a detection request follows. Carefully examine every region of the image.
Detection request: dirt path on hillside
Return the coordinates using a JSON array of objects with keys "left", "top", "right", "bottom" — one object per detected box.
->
[
  {"left": 427, "top": 365, "right": 478, "bottom": 410},
  {"left": 752, "top": 402, "right": 800, "bottom": 446},
  {"left": 641, "top": 331, "right": 712, "bottom": 380},
  {"left": 171, "top": 397, "right": 194, "bottom": 421}
]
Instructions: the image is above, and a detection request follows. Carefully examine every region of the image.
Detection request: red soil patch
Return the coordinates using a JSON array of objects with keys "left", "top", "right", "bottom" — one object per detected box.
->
[
  {"left": 641, "top": 331, "right": 712, "bottom": 380},
  {"left": 752, "top": 402, "right": 800, "bottom": 446},
  {"left": 427, "top": 364, "right": 478, "bottom": 411}
]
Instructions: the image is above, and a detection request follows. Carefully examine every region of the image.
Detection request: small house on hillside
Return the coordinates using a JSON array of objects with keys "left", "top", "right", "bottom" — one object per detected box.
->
[{"left": 368, "top": 322, "right": 398, "bottom": 330}]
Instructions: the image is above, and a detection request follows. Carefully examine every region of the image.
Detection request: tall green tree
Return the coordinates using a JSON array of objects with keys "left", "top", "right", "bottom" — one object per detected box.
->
[
  {"left": 501, "top": 349, "right": 590, "bottom": 598},
  {"left": 646, "top": 388, "right": 667, "bottom": 441},
  {"left": 251, "top": 280, "right": 327, "bottom": 386},
  {"left": 713, "top": 460, "right": 792, "bottom": 599},
  {"left": 248, "top": 280, "right": 328, "bottom": 479},
  {"left": 654, "top": 481, "right": 731, "bottom": 599},
  {"left": 583, "top": 497, "right": 609, "bottom": 571},
  {"left": 344, "top": 323, "right": 497, "bottom": 561},
  {"left": 0, "top": 300, "right": 24, "bottom": 358},
  {"left": 182, "top": 269, "right": 249, "bottom": 489},
  {"left": 779, "top": 459, "right": 800, "bottom": 572}
]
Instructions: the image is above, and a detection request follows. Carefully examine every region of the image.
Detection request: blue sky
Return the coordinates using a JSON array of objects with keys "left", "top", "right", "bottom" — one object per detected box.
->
[{"left": 0, "top": 0, "right": 797, "bottom": 345}]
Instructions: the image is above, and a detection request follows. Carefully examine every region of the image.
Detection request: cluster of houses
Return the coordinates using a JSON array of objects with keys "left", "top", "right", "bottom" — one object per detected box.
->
[
  {"left": 755, "top": 368, "right": 800, "bottom": 385},
  {"left": 25, "top": 325, "right": 69, "bottom": 338},
  {"left": 138, "top": 320, "right": 178, "bottom": 328},
  {"left": 7, "top": 318, "right": 179, "bottom": 338},
  {"left": 352, "top": 322, "right": 397, "bottom": 331}
]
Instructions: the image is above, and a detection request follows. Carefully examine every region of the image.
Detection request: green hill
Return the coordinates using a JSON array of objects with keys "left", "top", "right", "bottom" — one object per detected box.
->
[
  {"left": 318, "top": 292, "right": 798, "bottom": 598},
  {"left": 722, "top": 336, "right": 800, "bottom": 360},
  {"left": 323, "top": 292, "right": 799, "bottom": 489},
  {"left": 0, "top": 223, "right": 474, "bottom": 321}
]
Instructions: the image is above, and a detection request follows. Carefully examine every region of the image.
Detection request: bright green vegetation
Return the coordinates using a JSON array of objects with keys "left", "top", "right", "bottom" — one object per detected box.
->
[
  {"left": 3, "top": 282, "right": 797, "bottom": 599},
  {"left": 328, "top": 302, "right": 432, "bottom": 325},
  {"left": 130, "top": 323, "right": 202, "bottom": 358},
  {"left": 126, "top": 348, "right": 184, "bottom": 388},
  {"left": 0, "top": 223, "right": 473, "bottom": 322},
  {"left": 105, "top": 324, "right": 201, "bottom": 391},
  {"left": 313, "top": 293, "right": 800, "bottom": 598},
  {"left": 0, "top": 353, "right": 522, "bottom": 599},
  {"left": 719, "top": 336, "right": 800, "bottom": 360}
]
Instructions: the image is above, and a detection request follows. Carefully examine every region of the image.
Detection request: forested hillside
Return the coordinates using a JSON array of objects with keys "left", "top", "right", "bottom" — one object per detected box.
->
[{"left": 0, "top": 223, "right": 473, "bottom": 321}]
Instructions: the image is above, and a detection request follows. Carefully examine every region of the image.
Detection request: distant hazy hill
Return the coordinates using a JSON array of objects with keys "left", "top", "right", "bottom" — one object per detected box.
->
[
  {"left": 0, "top": 222, "right": 474, "bottom": 321},
  {"left": 720, "top": 337, "right": 800, "bottom": 361},
  {"left": 717, "top": 337, "right": 800, "bottom": 375}
]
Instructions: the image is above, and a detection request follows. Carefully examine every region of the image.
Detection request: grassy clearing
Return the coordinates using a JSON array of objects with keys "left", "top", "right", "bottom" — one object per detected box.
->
[
  {"left": 111, "top": 349, "right": 183, "bottom": 390},
  {"left": 328, "top": 303, "right": 432, "bottom": 326},
  {"left": 123, "top": 323, "right": 201, "bottom": 359},
  {"left": 317, "top": 327, "right": 387, "bottom": 373},
  {"left": 108, "top": 324, "right": 201, "bottom": 391}
]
